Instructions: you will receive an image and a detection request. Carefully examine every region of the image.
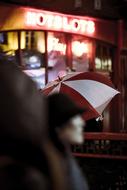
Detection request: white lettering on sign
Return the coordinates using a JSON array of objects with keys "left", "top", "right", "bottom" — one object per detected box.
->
[
  {"left": 48, "top": 37, "right": 66, "bottom": 54},
  {"left": 26, "top": 11, "right": 95, "bottom": 35}
]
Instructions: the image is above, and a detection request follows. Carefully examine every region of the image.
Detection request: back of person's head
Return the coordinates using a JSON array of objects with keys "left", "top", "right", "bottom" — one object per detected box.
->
[
  {"left": 48, "top": 92, "right": 86, "bottom": 129},
  {"left": 0, "top": 53, "right": 47, "bottom": 189},
  {"left": 47, "top": 93, "right": 86, "bottom": 149},
  {"left": 0, "top": 54, "right": 47, "bottom": 144},
  {"left": 0, "top": 54, "right": 68, "bottom": 190}
]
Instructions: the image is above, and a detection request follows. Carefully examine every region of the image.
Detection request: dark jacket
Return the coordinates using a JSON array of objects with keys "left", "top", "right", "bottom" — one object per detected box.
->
[
  {"left": 50, "top": 131, "right": 89, "bottom": 190},
  {"left": 0, "top": 140, "right": 67, "bottom": 190},
  {"left": 67, "top": 155, "right": 89, "bottom": 190}
]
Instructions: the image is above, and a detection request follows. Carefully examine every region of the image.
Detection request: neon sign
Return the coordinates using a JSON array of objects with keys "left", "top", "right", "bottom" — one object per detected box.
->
[
  {"left": 48, "top": 37, "right": 66, "bottom": 54},
  {"left": 72, "top": 41, "right": 89, "bottom": 57},
  {"left": 26, "top": 11, "right": 95, "bottom": 35}
]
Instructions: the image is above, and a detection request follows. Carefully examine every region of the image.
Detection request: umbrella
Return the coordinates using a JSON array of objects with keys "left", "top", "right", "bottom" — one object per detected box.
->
[{"left": 42, "top": 72, "right": 120, "bottom": 120}]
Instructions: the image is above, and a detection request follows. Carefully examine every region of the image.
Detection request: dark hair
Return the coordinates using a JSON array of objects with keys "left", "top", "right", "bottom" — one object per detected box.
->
[
  {"left": 0, "top": 55, "right": 68, "bottom": 190},
  {"left": 48, "top": 93, "right": 86, "bottom": 128}
]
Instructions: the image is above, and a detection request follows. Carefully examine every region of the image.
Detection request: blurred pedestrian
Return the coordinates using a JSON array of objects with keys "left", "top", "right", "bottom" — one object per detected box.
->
[
  {"left": 0, "top": 54, "right": 67, "bottom": 190},
  {"left": 47, "top": 92, "right": 89, "bottom": 190}
]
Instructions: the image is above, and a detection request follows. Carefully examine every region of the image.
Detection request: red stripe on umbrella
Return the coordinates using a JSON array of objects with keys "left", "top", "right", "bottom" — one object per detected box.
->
[
  {"left": 42, "top": 72, "right": 119, "bottom": 120},
  {"left": 65, "top": 72, "right": 113, "bottom": 87},
  {"left": 43, "top": 85, "right": 55, "bottom": 95}
]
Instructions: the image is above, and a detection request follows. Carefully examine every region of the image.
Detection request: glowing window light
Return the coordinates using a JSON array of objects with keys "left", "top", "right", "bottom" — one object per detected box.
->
[
  {"left": 108, "top": 59, "right": 112, "bottom": 70},
  {"left": 95, "top": 58, "right": 112, "bottom": 71},
  {"left": 72, "top": 41, "right": 89, "bottom": 57},
  {"left": 21, "top": 31, "right": 26, "bottom": 49},
  {"left": 48, "top": 37, "right": 66, "bottom": 55},
  {"left": 95, "top": 57, "right": 101, "bottom": 69}
]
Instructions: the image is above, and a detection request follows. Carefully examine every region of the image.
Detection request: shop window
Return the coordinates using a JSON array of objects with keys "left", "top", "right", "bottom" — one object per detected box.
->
[
  {"left": 95, "top": 43, "right": 114, "bottom": 132},
  {"left": 71, "top": 35, "right": 92, "bottom": 72},
  {"left": 21, "top": 31, "right": 45, "bottom": 53},
  {"left": 20, "top": 31, "right": 46, "bottom": 89},
  {"left": 47, "top": 32, "right": 66, "bottom": 82},
  {"left": 95, "top": 44, "right": 112, "bottom": 72},
  {"left": 0, "top": 32, "right": 18, "bottom": 56}
]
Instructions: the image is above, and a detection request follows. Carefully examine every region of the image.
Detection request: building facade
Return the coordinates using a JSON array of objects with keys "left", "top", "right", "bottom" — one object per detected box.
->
[{"left": 0, "top": 2, "right": 126, "bottom": 132}]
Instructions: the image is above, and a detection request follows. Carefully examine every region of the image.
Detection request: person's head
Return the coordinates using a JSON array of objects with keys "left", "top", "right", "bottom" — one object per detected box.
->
[
  {"left": 56, "top": 114, "right": 85, "bottom": 144},
  {"left": 48, "top": 93, "right": 86, "bottom": 145},
  {"left": 0, "top": 54, "right": 68, "bottom": 190},
  {"left": 0, "top": 54, "right": 47, "bottom": 144}
]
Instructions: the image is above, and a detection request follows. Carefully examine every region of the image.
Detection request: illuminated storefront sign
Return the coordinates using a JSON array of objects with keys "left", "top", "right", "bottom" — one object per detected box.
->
[
  {"left": 72, "top": 41, "right": 89, "bottom": 57},
  {"left": 26, "top": 11, "right": 95, "bottom": 35},
  {"left": 48, "top": 37, "right": 66, "bottom": 54},
  {"left": 47, "top": 37, "right": 90, "bottom": 57}
]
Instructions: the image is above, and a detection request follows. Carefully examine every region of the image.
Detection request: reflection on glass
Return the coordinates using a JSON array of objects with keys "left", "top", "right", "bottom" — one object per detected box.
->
[
  {"left": 20, "top": 49, "right": 44, "bottom": 69},
  {"left": 23, "top": 68, "right": 45, "bottom": 89},
  {"left": 47, "top": 32, "right": 66, "bottom": 82},
  {"left": 20, "top": 31, "right": 46, "bottom": 89}
]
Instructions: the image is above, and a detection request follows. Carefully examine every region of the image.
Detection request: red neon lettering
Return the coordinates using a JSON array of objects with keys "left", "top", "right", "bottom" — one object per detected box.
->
[
  {"left": 46, "top": 15, "right": 54, "bottom": 27},
  {"left": 86, "top": 21, "right": 95, "bottom": 34},
  {"left": 79, "top": 20, "right": 88, "bottom": 33},
  {"left": 53, "top": 16, "right": 63, "bottom": 29},
  {"left": 25, "top": 11, "right": 95, "bottom": 35},
  {"left": 26, "top": 12, "right": 36, "bottom": 25},
  {"left": 48, "top": 37, "right": 66, "bottom": 54},
  {"left": 36, "top": 13, "right": 46, "bottom": 26},
  {"left": 62, "top": 17, "right": 71, "bottom": 30},
  {"left": 71, "top": 19, "right": 80, "bottom": 32}
]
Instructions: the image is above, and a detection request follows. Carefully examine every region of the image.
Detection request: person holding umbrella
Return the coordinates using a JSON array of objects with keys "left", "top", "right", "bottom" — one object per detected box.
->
[{"left": 47, "top": 92, "right": 89, "bottom": 190}]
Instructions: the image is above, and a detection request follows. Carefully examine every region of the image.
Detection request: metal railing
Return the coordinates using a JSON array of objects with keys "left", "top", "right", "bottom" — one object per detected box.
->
[{"left": 72, "top": 132, "right": 127, "bottom": 189}]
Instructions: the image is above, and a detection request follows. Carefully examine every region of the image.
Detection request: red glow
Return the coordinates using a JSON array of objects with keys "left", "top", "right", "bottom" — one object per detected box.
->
[{"left": 26, "top": 11, "right": 95, "bottom": 35}]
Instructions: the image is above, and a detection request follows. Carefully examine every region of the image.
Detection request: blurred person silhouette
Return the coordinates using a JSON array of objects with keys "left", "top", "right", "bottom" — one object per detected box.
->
[
  {"left": 0, "top": 54, "right": 67, "bottom": 190},
  {"left": 47, "top": 92, "right": 89, "bottom": 190}
]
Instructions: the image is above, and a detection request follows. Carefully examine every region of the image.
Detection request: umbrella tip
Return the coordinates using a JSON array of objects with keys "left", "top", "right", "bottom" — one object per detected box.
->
[
  {"left": 58, "top": 75, "right": 62, "bottom": 81},
  {"left": 58, "top": 70, "right": 67, "bottom": 81}
]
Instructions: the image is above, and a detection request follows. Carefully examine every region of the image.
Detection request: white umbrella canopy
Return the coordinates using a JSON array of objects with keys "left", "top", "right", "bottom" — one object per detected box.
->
[{"left": 42, "top": 72, "right": 120, "bottom": 120}]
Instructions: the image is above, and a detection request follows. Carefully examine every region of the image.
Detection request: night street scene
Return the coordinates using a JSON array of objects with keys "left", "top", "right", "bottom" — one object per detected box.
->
[{"left": 0, "top": 0, "right": 127, "bottom": 189}]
